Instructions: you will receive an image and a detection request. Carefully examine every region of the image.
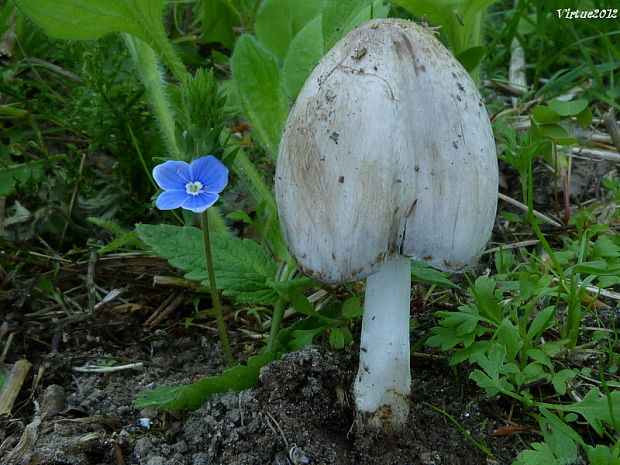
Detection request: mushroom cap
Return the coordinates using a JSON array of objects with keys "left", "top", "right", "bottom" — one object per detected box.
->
[{"left": 275, "top": 18, "right": 498, "bottom": 284}]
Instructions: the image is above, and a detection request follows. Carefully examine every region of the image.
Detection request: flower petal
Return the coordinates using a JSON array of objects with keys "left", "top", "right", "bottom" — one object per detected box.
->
[
  {"left": 155, "top": 189, "right": 188, "bottom": 210},
  {"left": 189, "top": 156, "right": 228, "bottom": 193},
  {"left": 181, "top": 192, "right": 219, "bottom": 213},
  {"left": 153, "top": 161, "right": 191, "bottom": 189}
]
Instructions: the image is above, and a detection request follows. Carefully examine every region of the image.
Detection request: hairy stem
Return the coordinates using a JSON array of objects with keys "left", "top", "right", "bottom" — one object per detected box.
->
[{"left": 123, "top": 34, "right": 180, "bottom": 160}]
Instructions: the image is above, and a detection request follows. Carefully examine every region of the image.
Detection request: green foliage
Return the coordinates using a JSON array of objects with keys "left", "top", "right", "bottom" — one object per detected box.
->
[
  {"left": 170, "top": 68, "right": 233, "bottom": 162},
  {"left": 230, "top": 35, "right": 289, "bottom": 158},
  {"left": 255, "top": 0, "right": 325, "bottom": 61},
  {"left": 13, "top": 0, "right": 164, "bottom": 42},
  {"left": 231, "top": 0, "right": 389, "bottom": 156},
  {"left": 391, "top": 0, "right": 497, "bottom": 81},
  {"left": 276, "top": 295, "right": 361, "bottom": 351},
  {"left": 0, "top": 154, "right": 65, "bottom": 196},
  {"left": 136, "top": 224, "right": 280, "bottom": 304},
  {"left": 134, "top": 351, "right": 274, "bottom": 409}
]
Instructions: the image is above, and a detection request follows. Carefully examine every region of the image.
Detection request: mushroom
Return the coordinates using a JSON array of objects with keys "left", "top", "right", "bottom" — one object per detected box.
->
[{"left": 275, "top": 19, "right": 498, "bottom": 428}]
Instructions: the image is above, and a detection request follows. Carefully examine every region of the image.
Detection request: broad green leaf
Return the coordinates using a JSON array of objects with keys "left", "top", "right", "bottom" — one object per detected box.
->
[
  {"left": 576, "top": 106, "right": 593, "bottom": 127},
  {"left": 14, "top": 0, "right": 164, "bottom": 43},
  {"left": 255, "top": 0, "right": 325, "bottom": 61},
  {"left": 329, "top": 327, "right": 345, "bottom": 349},
  {"left": 341, "top": 296, "right": 362, "bottom": 318},
  {"left": 539, "top": 124, "right": 577, "bottom": 146},
  {"left": 321, "top": 0, "right": 372, "bottom": 51},
  {"left": 391, "top": 0, "right": 498, "bottom": 54},
  {"left": 337, "top": 0, "right": 390, "bottom": 42},
  {"left": 201, "top": 0, "right": 241, "bottom": 48},
  {"left": 134, "top": 351, "right": 274, "bottom": 409},
  {"left": 532, "top": 105, "right": 562, "bottom": 124},
  {"left": 231, "top": 35, "right": 289, "bottom": 158},
  {"left": 136, "top": 224, "right": 279, "bottom": 304},
  {"left": 551, "top": 369, "right": 577, "bottom": 396},
  {"left": 455, "top": 46, "right": 486, "bottom": 74},
  {"left": 496, "top": 320, "right": 522, "bottom": 362},
  {"left": 282, "top": 14, "right": 324, "bottom": 100},
  {"left": 548, "top": 99, "right": 588, "bottom": 117}
]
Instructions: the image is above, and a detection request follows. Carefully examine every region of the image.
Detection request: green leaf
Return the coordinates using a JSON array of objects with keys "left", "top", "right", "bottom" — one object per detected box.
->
[
  {"left": 255, "top": 0, "right": 325, "bottom": 61},
  {"left": 134, "top": 351, "right": 274, "bottom": 409},
  {"left": 585, "top": 444, "right": 620, "bottom": 465},
  {"left": 282, "top": 14, "right": 324, "bottom": 100},
  {"left": 551, "top": 369, "right": 577, "bottom": 396},
  {"left": 556, "top": 388, "right": 620, "bottom": 436},
  {"left": 539, "top": 124, "right": 577, "bottom": 146},
  {"left": 410, "top": 261, "right": 457, "bottom": 288},
  {"left": 289, "top": 291, "right": 336, "bottom": 322},
  {"left": 532, "top": 105, "right": 562, "bottom": 124},
  {"left": 14, "top": 0, "right": 164, "bottom": 43},
  {"left": 496, "top": 320, "right": 522, "bottom": 362},
  {"left": 341, "top": 296, "right": 362, "bottom": 318},
  {"left": 231, "top": 35, "right": 289, "bottom": 158},
  {"left": 526, "top": 306, "right": 556, "bottom": 340},
  {"left": 329, "top": 327, "right": 345, "bottom": 349},
  {"left": 576, "top": 106, "right": 592, "bottom": 127},
  {"left": 455, "top": 46, "right": 486, "bottom": 74},
  {"left": 201, "top": 0, "right": 242, "bottom": 48},
  {"left": 391, "top": 0, "right": 497, "bottom": 54},
  {"left": 548, "top": 99, "right": 588, "bottom": 117},
  {"left": 321, "top": 0, "right": 372, "bottom": 51},
  {"left": 136, "top": 224, "right": 279, "bottom": 304}
]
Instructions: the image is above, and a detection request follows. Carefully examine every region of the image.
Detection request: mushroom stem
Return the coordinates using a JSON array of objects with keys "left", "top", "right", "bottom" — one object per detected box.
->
[{"left": 353, "top": 255, "right": 412, "bottom": 428}]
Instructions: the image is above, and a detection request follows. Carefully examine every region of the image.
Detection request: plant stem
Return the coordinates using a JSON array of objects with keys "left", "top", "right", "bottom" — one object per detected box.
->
[
  {"left": 201, "top": 211, "right": 235, "bottom": 367},
  {"left": 266, "top": 258, "right": 297, "bottom": 353}
]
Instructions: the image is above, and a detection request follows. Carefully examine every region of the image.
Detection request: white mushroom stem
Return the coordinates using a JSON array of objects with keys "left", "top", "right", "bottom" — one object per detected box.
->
[{"left": 353, "top": 255, "right": 412, "bottom": 427}]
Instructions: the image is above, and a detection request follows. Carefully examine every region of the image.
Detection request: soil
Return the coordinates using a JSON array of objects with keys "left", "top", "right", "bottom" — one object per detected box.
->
[
  {"left": 0, "top": 295, "right": 536, "bottom": 465},
  {"left": 0, "top": 143, "right": 615, "bottom": 465}
]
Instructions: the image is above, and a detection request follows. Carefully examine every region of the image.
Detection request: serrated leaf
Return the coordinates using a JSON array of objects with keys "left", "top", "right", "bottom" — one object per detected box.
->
[
  {"left": 136, "top": 224, "right": 278, "bottom": 304},
  {"left": 411, "top": 260, "right": 458, "bottom": 288},
  {"left": 556, "top": 388, "right": 620, "bottom": 436},
  {"left": 231, "top": 35, "right": 289, "bottom": 158},
  {"left": 496, "top": 319, "right": 522, "bottom": 362},
  {"left": 14, "top": 0, "right": 164, "bottom": 43},
  {"left": 134, "top": 351, "right": 274, "bottom": 409},
  {"left": 282, "top": 14, "right": 324, "bottom": 99}
]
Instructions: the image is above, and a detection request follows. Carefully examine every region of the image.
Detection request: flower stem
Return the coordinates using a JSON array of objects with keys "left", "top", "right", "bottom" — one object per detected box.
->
[
  {"left": 266, "top": 258, "right": 297, "bottom": 354},
  {"left": 201, "top": 211, "right": 235, "bottom": 367}
]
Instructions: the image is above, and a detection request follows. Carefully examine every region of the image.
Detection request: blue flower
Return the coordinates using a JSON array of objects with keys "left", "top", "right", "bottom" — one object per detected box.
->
[{"left": 153, "top": 156, "right": 228, "bottom": 213}]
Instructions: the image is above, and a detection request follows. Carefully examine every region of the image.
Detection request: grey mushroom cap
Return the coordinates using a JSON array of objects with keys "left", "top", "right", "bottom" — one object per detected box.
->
[{"left": 275, "top": 18, "right": 498, "bottom": 284}]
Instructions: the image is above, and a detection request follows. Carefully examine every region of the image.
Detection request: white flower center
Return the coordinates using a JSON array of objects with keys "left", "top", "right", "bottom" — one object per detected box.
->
[{"left": 185, "top": 181, "right": 203, "bottom": 196}]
